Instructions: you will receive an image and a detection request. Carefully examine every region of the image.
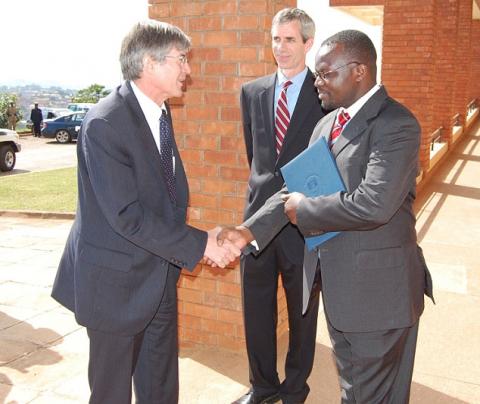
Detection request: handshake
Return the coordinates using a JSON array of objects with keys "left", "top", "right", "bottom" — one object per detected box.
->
[
  {"left": 202, "top": 226, "right": 254, "bottom": 268},
  {"left": 202, "top": 192, "right": 306, "bottom": 268}
]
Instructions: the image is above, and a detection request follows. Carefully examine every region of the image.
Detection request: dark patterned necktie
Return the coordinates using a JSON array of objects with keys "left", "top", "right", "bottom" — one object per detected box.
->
[
  {"left": 275, "top": 80, "right": 292, "bottom": 155},
  {"left": 159, "top": 110, "right": 176, "bottom": 203}
]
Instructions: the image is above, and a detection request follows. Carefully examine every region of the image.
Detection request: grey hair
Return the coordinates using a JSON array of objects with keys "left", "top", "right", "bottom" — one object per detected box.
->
[
  {"left": 120, "top": 20, "right": 191, "bottom": 81},
  {"left": 271, "top": 8, "right": 315, "bottom": 43}
]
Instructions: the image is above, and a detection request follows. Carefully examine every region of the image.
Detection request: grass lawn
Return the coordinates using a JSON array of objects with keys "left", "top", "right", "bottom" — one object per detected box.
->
[{"left": 0, "top": 167, "right": 77, "bottom": 212}]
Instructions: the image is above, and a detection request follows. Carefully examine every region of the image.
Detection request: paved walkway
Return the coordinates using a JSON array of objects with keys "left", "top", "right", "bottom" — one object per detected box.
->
[
  {"left": 0, "top": 135, "right": 77, "bottom": 178},
  {"left": 1, "top": 122, "right": 479, "bottom": 403}
]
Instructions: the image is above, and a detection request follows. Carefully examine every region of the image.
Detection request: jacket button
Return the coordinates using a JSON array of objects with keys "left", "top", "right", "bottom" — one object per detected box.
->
[{"left": 274, "top": 171, "right": 280, "bottom": 177}]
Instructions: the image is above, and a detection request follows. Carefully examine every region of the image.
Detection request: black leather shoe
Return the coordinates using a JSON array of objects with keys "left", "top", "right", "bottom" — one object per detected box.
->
[{"left": 232, "top": 389, "right": 281, "bottom": 404}]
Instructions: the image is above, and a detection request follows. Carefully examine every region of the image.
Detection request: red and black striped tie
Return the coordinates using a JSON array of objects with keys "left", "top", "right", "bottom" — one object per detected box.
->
[
  {"left": 275, "top": 80, "right": 292, "bottom": 155},
  {"left": 329, "top": 109, "right": 350, "bottom": 148}
]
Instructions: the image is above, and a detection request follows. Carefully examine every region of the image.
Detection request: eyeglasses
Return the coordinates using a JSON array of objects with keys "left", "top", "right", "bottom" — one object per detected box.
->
[
  {"left": 314, "top": 61, "right": 361, "bottom": 81},
  {"left": 164, "top": 54, "right": 188, "bottom": 64}
]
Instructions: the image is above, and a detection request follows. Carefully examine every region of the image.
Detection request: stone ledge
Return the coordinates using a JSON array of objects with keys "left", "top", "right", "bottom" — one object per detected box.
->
[{"left": 0, "top": 210, "right": 75, "bottom": 220}]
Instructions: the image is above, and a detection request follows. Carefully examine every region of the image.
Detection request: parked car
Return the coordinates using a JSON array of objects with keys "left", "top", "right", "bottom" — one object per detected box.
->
[
  {"left": 67, "top": 102, "right": 95, "bottom": 112},
  {"left": 41, "top": 112, "right": 86, "bottom": 143},
  {"left": 0, "top": 129, "right": 21, "bottom": 171},
  {"left": 26, "top": 107, "right": 72, "bottom": 129}
]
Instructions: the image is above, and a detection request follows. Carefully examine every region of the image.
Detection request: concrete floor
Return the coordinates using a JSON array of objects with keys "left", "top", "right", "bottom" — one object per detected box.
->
[{"left": 1, "top": 123, "right": 479, "bottom": 403}]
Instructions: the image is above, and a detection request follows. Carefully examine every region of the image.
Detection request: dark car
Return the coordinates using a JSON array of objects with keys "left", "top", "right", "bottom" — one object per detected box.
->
[{"left": 41, "top": 112, "right": 85, "bottom": 143}]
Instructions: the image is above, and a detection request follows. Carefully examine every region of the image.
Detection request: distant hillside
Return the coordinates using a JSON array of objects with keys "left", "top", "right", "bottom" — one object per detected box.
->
[{"left": 0, "top": 84, "right": 76, "bottom": 118}]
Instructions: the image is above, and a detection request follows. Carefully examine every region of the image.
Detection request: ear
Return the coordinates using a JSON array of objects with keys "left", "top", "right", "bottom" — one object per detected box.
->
[
  {"left": 143, "top": 55, "right": 157, "bottom": 75},
  {"left": 353, "top": 63, "right": 367, "bottom": 82},
  {"left": 304, "top": 37, "right": 314, "bottom": 53}
]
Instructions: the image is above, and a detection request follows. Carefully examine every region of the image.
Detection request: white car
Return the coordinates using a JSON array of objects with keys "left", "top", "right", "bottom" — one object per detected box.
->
[{"left": 0, "top": 129, "right": 21, "bottom": 171}]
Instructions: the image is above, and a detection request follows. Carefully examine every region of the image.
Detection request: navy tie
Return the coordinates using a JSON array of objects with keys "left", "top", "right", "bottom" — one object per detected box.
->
[{"left": 159, "top": 110, "right": 176, "bottom": 203}]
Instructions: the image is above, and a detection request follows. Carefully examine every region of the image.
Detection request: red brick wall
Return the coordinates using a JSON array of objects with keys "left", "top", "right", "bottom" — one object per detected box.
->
[
  {"left": 432, "top": 0, "right": 459, "bottom": 144},
  {"left": 453, "top": 0, "right": 473, "bottom": 126},
  {"left": 382, "top": 1, "right": 436, "bottom": 172},
  {"left": 470, "top": 20, "right": 480, "bottom": 103},
  {"left": 330, "top": 0, "right": 384, "bottom": 5},
  {"left": 149, "top": 0, "right": 295, "bottom": 350},
  {"left": 332, "top": 0, "right": 478, "bottom": 174}
]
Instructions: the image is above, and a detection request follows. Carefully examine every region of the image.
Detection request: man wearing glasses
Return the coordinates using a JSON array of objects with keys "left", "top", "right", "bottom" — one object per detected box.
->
[
  {"left": 52, "top": 20, "right": 239, "bottom": 404},
  {"left": 219, "top": 30, "right": 433, "bottom": 402}
]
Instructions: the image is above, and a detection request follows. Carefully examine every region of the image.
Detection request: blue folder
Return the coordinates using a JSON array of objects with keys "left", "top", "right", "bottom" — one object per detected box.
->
[{"left": 280, "top": 137, "right": 345, "bottom": 251}]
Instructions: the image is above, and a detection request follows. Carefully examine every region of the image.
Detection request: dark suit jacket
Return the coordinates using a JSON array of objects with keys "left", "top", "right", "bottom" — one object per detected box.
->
[
  {"left": 241, "top": 71, "right": 324, "bottom": 261},
  {"left": 52, "top": 81, "right": 207, "bottom": 336},
  {"left": 30, "top": 108, "right": 42, "bottom": 123},
  {"left": 244, "top": 86, "right": 433, "bottom": 333}
]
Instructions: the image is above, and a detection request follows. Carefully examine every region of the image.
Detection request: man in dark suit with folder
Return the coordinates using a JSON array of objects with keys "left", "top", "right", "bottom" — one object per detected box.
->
[
  {"left": 220, "top": 30, "right": 433, "bottom": 403},
  {"left": 233, "top": 8, "right": 325, "bottom": 404}
]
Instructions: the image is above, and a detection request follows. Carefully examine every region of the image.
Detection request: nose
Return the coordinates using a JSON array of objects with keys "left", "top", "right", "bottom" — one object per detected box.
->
[
  {"left": 278, "top": 40, "right": 287, "bottom": 50},
  {"left": 183, "top": 61, "right": 191, "bottom": 75},
  {"left": 314, "top": 75, "right": 324, "bottom": 88}
]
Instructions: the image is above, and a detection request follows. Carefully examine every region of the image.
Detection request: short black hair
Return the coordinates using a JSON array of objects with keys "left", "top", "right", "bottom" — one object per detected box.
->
[{"left": 322, "top": 30, "right": 377, "bottom": 66}]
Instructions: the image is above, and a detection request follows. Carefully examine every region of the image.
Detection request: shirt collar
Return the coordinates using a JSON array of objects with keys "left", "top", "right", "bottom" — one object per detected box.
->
[
  {"left": 343, "top": 84, "right": 381, "bottom": 120},
  {"left": 276, "top": 67, "right": 308, "bottom": 88},
  {"left": 130, "top": 80, "right": 166, "bottom": 120}
]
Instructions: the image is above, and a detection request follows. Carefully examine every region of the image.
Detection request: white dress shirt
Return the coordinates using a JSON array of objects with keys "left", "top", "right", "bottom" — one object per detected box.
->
[{"left": 130, "top": 80, "right": 175, "bottom": 168}]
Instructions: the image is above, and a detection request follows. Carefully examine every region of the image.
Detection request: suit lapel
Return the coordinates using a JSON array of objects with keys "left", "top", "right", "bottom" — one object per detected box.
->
[
  {"left": 310, "top": 110, "right": 336, "bottom": 145},
  {"left": 120, "top": 82, "right": 162, "bottom": 170},
  {"left": 331, "top": 86, "right": 389, "bottom": 157},
  {"left": 258, "top": 74, "right": 277, "bottom": 162}
]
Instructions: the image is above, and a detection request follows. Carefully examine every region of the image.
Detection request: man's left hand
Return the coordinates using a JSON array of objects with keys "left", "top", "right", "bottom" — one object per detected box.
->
[{"left": 281, "top": 192, "right": 306, "bottom": 225}]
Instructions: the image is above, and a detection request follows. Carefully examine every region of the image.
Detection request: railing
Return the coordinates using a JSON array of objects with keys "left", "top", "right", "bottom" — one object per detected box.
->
[
  {"left": 451, "top": 113, "right": 462, "bottom": 127},
  {"left": 466, "top": 99, "right": 479, "bottom": 127},
  {"left": 467, "top": 98, "right": 477, "bottom": 114},
  {"left": 430, "top": 127, "right": 443, "bottom": 151}
]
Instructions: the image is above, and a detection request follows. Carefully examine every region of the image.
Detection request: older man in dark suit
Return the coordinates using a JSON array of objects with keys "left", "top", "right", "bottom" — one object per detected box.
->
[
  {"left": 51, "top": 20, "right": 239, "bottom": 404},
  {"left": 220, "top": 30, "right": 434, "bottom": 403},
  {"left": 233, "top": 8, "right": 325, "bottom": 404}
]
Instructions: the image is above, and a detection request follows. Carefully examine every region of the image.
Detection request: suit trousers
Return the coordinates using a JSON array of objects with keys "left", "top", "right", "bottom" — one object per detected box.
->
[
  {"left": 326, "top": 312, "right": 419, "bottom": 404},
  {"left": 87, "top": 266, "right": 179, "bottom": 404},
  {"left": 33, "top": 122, "right": 41, "bottom": 136},
  {"left": 241, "top": 239, "right": 320, "bottom": 403}
]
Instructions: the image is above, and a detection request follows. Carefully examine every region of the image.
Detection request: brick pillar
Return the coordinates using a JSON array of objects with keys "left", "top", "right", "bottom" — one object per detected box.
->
[
  {"left": 148, "top": 0, "right": 295, "bottom": 350},
  {"left": 382, "top": 1, "right": 436, "bottom": 173},
  {"left": 470, "top": 20, "right": 480, "bottom": 103},
  {"left": 452, "top": 0, "right": 473, "bottom": 126},
  {"left": 432, "top": 0, "right": 459, "bottom": 144}
]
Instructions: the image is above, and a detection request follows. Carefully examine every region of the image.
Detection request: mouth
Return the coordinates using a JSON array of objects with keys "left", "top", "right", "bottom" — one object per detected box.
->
[
  {"left": 275, "top": 54, "right": 290, "bottom": 62},
  {"left": 178, "top": 78, "right": 186, "bottom": 90},
  {"left": 316, "top": 90, "right": 327, "bottom": 100}
]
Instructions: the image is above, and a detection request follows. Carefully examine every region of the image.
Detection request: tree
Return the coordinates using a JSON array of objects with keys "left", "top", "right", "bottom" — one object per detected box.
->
[
  {"left": 71, "top": 84, "right": 111, "bottom": 103},
  {"left": 0, "top": 93, "right": 22, "bottom": 128}
]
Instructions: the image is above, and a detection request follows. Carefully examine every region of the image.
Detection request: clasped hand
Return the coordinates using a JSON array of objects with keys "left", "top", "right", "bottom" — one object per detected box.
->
[
  {"left": 202, "top": 226, "right": 254, "bottom": 268},
  {"left": 203, "top": 193, "right": 304, "bottom": 268},
  {"left": 202, "top": 227, "right": 242, "bottom": 268}
]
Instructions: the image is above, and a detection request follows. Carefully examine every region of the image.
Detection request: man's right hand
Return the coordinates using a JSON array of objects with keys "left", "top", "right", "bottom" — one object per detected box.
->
[
  {"left": 217, "top": 226, "right": 254, "bottom": 251},
  {"left": 203, "top": 227, "right": 241, "bottom": 268}
]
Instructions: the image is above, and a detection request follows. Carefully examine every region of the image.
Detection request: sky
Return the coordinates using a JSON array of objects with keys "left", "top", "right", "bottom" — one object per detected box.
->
[
  {"left": 0, "top": 0, "right": 148, "bottom": 90},
  {"left": 0, "top": 0, "right": 383, "bottom": 90}
]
